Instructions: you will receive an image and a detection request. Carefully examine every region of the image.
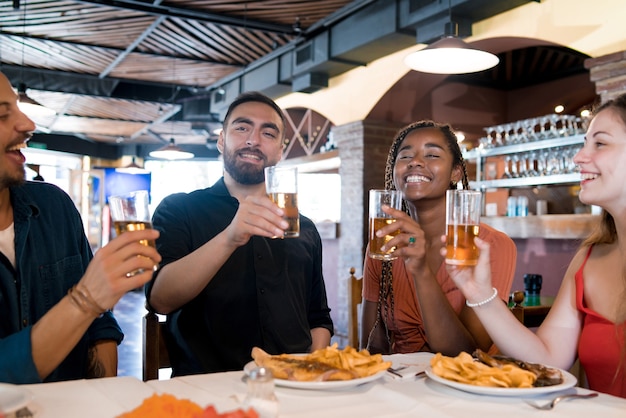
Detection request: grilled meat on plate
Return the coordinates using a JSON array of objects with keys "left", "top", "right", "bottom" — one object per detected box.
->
[{"left": 473, "top": 349, "right": 563, "bottom": 387}]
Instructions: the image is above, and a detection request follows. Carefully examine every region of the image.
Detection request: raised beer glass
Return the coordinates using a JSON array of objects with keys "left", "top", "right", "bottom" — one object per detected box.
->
[
  {"left": 445, "top": 190, "right": 482, "bottom": 266},
  {"left": 368, "top": 189, "right": 403, "bottom": 260},
  {"left": 109, "top": 190, "right": 155, "bottom": 248},
  {"left": 264, "top": 165, "right": 299, "bottom": 238}
]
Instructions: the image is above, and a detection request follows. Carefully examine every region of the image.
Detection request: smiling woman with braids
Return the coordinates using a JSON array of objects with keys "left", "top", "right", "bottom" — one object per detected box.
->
[{"left": 360, "top": 120, "right": 516, "bottom": 356}]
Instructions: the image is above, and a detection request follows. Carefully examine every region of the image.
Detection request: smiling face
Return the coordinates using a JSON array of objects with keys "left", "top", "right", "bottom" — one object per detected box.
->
[
  {"left": 573, "top": 107, "right": 626, "bottom": 211},
  {"left": 392, "top": 127, "right": 461, "bottom": 203},
  {"left": 0, "top": 72, "right": 36, "bottom": 190},
  {"left": 218, "top": 100, "right": 284, "bottom": 185}
]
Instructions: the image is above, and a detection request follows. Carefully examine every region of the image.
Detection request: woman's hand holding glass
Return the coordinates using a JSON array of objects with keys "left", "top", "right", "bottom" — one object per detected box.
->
[
  {"left": 443, "top": 236, "right": 497, "bottom": 306},
  {"left": 377, "top": 205, "right": 426, "bottom": 264}
]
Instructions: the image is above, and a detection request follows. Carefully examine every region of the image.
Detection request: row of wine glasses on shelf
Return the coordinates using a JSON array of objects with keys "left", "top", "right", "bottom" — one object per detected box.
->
[
  {"left": 500, "top": 145, "right": 581, "bottom": 179},
  {"left": 479, "top": 114, "right": 586, "bottom": 149}
]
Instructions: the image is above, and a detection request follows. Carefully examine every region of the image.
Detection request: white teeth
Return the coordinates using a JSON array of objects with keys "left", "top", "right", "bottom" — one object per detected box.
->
[
  {"left": 581, "top": 173, "right": 598, "bottom": 180},
  {"left": 241, "top": 153, "right": 261, "bottom": 160},
  {"left": 406, "top": 175, "right": 430, "bottom": 183},
  {"left": 6, "top": 143, "right": 26, "bottom": 152}
]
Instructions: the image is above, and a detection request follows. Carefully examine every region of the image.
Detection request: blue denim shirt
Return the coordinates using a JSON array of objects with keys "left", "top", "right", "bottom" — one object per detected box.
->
[{"left": 0, "top": 181, "right": 123, "bottom": 384}]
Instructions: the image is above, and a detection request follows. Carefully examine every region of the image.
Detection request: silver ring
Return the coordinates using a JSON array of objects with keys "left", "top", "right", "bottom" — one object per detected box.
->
[{"left": 125, "top": 268, "right": 145, "bottom": 278}]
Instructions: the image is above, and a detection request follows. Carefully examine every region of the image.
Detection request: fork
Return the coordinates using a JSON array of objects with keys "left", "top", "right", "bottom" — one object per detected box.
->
[
  {"left": 386, "top": 366, "right": 408, "bottom": 378},
  {"left": 525, "top": 392, "right": 599, "bottom": 410}
]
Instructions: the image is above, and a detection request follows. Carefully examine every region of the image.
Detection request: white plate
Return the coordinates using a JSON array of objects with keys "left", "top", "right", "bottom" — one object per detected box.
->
[
  {"left": 425, "top": 366, "right": 577, "bottom": 397},
  {"left": 243, "top": 361, "right": 386, "bottom": 390},
  {"left": 0, "top": 383, "right": 31, "bottom": 413}
]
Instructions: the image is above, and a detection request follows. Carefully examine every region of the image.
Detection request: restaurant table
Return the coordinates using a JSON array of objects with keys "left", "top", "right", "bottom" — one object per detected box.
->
[{"left": 18, "top": 353, "right": 626, "bottom": 417}]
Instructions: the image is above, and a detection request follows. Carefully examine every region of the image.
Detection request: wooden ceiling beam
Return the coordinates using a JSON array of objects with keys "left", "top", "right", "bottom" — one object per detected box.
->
[{"left": 76, "top": 0, "right": 295, "bottom": 34}]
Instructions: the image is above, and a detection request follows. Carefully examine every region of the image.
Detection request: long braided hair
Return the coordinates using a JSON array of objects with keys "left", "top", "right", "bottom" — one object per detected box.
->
[{"left": 367, "top": 120, "right": 470, "bottom": 353}]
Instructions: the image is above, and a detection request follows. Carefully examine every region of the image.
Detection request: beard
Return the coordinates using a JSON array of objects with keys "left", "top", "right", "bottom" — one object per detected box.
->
[
  {"left": 222, "top": 145, "right": 268, "bottom": 185},
  {"left": 0, "top": 167, "right": 26, "bottom": 189}
]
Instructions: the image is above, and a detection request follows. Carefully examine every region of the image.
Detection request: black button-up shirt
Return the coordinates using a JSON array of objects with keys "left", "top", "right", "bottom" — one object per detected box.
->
[{"left": 148, "top": 178, "right": 333, "bottom": 375}]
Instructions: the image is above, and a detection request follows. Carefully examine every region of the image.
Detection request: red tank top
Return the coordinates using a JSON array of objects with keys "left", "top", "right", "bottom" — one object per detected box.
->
[{"left": 576, "top": 246, "right": 626, "bottom": 398}]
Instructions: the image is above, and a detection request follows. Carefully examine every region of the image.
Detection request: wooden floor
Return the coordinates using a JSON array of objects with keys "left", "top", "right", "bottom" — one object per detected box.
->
[
  {"left": 114, "top": 289, "right": 146, "bottom": 380},
  {"left": 114, "top": 289, "right": 345, "bottom": 380}
]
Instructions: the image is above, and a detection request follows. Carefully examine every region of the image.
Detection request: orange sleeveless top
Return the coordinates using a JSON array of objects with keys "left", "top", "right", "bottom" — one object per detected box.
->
[{"left": 363, "top": 223, "right": 516, "bottom": 353}]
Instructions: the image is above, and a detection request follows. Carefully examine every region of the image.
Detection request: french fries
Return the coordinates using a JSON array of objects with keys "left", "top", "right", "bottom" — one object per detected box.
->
[
  {"left": 306, "top": 344, "right": 392, "bottom": 378},
  {"left": 430, "top": 352, "right": 537, "bottom": 388},
  {"left": 251, "top": 343, "right": 391, "bottom": 381}
]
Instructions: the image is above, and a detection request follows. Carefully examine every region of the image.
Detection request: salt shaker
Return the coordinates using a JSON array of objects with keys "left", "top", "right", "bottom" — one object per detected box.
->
[{"left": 243, "top": 367, "right": 279, "bottom": 418}]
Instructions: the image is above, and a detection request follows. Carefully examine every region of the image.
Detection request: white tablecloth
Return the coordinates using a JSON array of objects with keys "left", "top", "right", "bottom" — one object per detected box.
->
[
  {"left": 17, "top": 353, "right": 626, "bottom": 417},
  {"left": 22, "top": 376, "right": 153, "bottom": 417}
]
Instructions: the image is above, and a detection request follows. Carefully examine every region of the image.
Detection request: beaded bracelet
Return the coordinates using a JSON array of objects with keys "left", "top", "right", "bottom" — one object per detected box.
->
[{"left": 465, "top": 287, "right": 498, "bottom": 308}]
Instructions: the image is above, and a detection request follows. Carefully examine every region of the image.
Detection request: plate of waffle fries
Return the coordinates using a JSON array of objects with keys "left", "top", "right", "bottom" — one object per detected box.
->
[
  {"left": 426, "top": 350, "right": 576, "bottom": 396},
  {"left": 247, "top": 344, "right": 391, "bottom": 390}
]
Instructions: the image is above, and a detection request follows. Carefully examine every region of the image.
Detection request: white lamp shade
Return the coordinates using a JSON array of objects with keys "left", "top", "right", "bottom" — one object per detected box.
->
[
  {"left": 116, "top": 157, "right": 150, "bottom": 174},
  {"left": 149, "top": 138, "right": 194, "bottom": 160},
  {"left": 404, "top": 36, "right": 499, "bottom": 74}
]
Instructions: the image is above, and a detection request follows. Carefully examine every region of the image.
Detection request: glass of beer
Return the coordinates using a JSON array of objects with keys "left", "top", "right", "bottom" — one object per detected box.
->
[
  {"left": 445, "top": 190, "right": 482, "bottom": 266},
  {"left": 108, "top": 190, "right": 155, "bottom": 249},
  {"left": 264, "top": 166, "right": 299, "bottom": 238},
  {"left": 368, "top": 189, "right": 403, "bottom": 260}
]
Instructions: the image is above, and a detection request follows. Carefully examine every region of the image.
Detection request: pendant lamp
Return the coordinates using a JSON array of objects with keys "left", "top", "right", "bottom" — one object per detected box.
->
[
  {"left": 404, "top": 36, "right": 499, "bottom": 74},
  {"left": 404, "top": 0, "right": 499, "bottom": 74},
  {"left": 149, "top": 138, "right": 194, "bottom": 160},
  {"left": 115, "top": 157, "right": 150, "bottom": 174}
]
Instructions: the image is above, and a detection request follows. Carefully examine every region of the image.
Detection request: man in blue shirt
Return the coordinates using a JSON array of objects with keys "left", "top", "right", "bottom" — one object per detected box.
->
[
  {"left": 0, "top": 71, "right": 161, "bottom": 383},
  {"left": 147, "top": 92, "right": 333, "bottom": 375}
]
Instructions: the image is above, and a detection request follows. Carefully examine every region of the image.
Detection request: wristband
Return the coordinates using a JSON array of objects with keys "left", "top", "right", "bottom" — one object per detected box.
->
[
  {"left": 465, "top": 287, "right": 498, "bottom": 307},
  {"left": 68, "top": 285, "right": 107, "bottom": 318}
]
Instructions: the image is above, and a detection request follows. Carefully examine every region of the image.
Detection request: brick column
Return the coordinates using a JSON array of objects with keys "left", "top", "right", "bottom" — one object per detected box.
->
[
  {"left": 331, "top": 119, "right": 404, "bottom": 347},
  {"left": 585, "top": 51, "right": 626, "bottom": 103}
]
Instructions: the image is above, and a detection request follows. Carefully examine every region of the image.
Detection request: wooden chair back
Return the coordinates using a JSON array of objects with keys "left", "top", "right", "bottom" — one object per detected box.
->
[
  {"left": 348, "top": 267, "right": 363, "bottom": 349},
  {"left": 510, "top": 290, "right": 550, "bottom": 328},
  {"left": 142, "top": 306, "right": 170, "bottom": 381},
  {"left": 510, "top": 291, "right": 526, "bottom": 324}
]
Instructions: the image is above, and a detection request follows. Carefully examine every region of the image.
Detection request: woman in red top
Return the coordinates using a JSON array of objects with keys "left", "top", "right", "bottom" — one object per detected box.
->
[
  {"left": 360, "top": 121, "right": 516, "bottom": 356},
  {"left": 447, "top": 94, "right": 626, "bottom": 398}
]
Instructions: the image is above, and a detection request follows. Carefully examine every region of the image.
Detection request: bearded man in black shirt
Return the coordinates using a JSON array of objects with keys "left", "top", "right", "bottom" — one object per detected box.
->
[{"left": 147, "top": 91, "right": 333, "bottom": 375}]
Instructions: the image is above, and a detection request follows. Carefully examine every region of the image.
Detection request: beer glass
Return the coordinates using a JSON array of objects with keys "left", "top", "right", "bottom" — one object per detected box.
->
[
  {"left": 108, "top": 190, "right": 155, "bottom": 249},
  {"left": 368, "top": 189, "right": 403, "bottom": 260},
  {"left": 445, "top": 190, "right": 482, "bottom": 266},
  {"left": 264, "top": 166, "right": 299, "bottom": 238}
]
